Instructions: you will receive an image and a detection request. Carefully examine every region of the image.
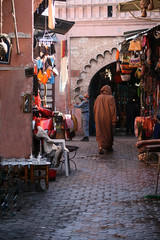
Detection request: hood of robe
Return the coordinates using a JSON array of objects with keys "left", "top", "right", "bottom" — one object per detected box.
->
[{"left": 100, "top": 85, "right": 112, "bottom": 95}]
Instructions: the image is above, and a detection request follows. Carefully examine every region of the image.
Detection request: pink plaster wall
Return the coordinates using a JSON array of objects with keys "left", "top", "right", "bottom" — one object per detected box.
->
[
  {"left": 54, "top": 0, "right": 158, "bottom": 136},
  {"left": 0, "top": 0, "right": 33, "bottom": 158}
]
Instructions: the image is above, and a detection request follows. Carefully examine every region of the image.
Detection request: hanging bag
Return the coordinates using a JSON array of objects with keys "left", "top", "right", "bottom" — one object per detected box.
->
[
  {"left": 128, "top": 39, "right": 142, "bottom": 51},
  {"left": 129, "top": 52, "right": 142, "bottom": 67}
]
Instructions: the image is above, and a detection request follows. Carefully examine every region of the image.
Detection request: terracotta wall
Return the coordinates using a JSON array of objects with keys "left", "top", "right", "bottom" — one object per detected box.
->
[{"left": 0, "top": 0, "right": 33, "bottom": 158}]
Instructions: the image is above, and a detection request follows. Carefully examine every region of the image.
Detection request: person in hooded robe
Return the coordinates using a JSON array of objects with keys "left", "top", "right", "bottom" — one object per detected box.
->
[{"left": 94, "top": 85, "right": 117, "bottom": 154}]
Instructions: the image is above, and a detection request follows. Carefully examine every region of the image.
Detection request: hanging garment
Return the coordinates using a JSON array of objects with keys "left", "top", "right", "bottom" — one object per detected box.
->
[
  {"left": 65, "top": 114, "right": 74, "bottom": 132},
  {"left": 60, "top": 56, "right": 68, "bottom": 92},
  {"left": 49, "top": 75, "right": 55, "bottom": 84},
  {"left": 48, "top": 0, "right": 55, "bottom": 29},
  {"left": 37, "top": 58, "right": 43, "bottom": 69},
  {"left": 51, "top": 44, "right": 56, "bottom": 54}
]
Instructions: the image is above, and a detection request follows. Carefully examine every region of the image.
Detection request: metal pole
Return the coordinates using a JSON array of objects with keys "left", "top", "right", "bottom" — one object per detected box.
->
[{"left": 155, "top": 154, "right": 160, "bottom": 194}]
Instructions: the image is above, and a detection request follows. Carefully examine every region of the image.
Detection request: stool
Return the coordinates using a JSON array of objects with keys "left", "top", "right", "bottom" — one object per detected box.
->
[
  {"left": 145, "top": 144, "right": 160, "bottom": 165},
  {"left": 61, "top": 145, "right": 79, "bottom": 172},
  {"left": 30, "top": 162, "right": 50, "bottom": 190}
]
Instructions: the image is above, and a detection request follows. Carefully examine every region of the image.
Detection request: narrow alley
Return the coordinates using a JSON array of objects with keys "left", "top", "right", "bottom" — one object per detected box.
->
[{"left": 0, "top": 135, "right": 160, "bottom": 240}]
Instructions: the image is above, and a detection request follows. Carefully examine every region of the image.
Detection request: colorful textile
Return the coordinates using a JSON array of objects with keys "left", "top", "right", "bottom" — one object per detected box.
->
[
  {"left": 61, "top": 40, "right": 67, "bottom": 58},
  {"left": 49, "top": 75, "right": 55, "bottom": 84},
  {"left": 65, "top": 114, "right": 74, "bottom": 132}
]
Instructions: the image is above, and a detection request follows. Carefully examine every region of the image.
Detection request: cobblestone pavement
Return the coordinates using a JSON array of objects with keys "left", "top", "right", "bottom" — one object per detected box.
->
[{"left": 0, "top": 136, "right": 160, "bottom": 240}]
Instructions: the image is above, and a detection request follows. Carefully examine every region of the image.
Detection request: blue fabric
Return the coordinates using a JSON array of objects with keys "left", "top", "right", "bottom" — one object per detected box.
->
[
  {"left": 50, "top": 57, "right": 55, "bottom": 67},
  {"left": 37, "top": 59, "right": 43, "bottom": 69},
  {"left": 49, "top": 75, "right": 55, "bottom": 84}
]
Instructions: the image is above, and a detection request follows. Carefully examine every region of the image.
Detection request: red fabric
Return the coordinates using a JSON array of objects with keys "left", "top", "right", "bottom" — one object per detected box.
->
[
  {"left": 34, "top": 117, "right": 55, "bottom": 137},
  {"left": 34, "top": 94, "right": 41, "bottom": 108},
  {"left": 40, "top": 118, "right": 53, "bottom": 130},
  {"left": 136, "top": 139, "right": 160, "bottom": 153},
  {"left": 37, "top": 107, "right": 53, "bottom": 118},
  {"left": 61, "top": 40, "right": 67, "bottom": 58},
  {"left": 136, "top": 139, "right": 160, "bottom": 148},
  {"left": 114, "top": 73, "right": 122, "bottom": 83}
]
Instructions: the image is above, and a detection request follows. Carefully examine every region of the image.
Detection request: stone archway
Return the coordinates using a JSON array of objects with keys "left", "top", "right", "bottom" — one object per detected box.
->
[{"left": 73, "top": 47, "right": 118, "bottom": 101}]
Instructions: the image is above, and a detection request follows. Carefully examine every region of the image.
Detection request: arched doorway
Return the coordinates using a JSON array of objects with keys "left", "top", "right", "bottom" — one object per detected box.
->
[{"left": 88, "top": 62, "right": 141, "bottom": 136}]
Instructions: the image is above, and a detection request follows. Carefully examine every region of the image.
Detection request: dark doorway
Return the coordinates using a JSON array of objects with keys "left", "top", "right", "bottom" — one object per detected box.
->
[{"left": 88, "top": 62, "right": 140, "bottom": 136}]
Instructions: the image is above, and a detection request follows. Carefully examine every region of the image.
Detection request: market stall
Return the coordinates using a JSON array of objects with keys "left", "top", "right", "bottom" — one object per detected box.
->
[
  {"left": 119, "top": 25, "right": 160, "bottom": 162},
  {"left": 119, "top": 25, "right": 160, "bottom": 139}
]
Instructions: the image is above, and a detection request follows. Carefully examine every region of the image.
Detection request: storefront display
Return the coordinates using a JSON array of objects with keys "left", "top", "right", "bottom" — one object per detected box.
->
[{"left": 120, "top": 25, "right": 160, "bottom": 140}]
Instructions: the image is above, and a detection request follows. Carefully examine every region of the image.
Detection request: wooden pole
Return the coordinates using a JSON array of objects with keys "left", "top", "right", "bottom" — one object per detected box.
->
[{"left": 11, "top": 0, "right": 20, "bottom": 54}]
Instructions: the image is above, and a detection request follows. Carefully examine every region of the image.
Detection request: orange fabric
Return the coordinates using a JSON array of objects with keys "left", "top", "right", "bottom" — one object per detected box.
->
[
  {"left": 116, "top": 50, "right": 119, "bottom": 61},
  {"left": 37, "top": 70, "right": 43, "bottom": 83},
  {"left": 43, "top": 73, "right": 49, "bottom": 84},
  {"left": 94, "top": 85, "right": 117, "bottom": 149},
  {"left": 46, "top": 68, "right": 51, "bottom": 78},
  {"left": 143, "top": 117, "right": 156, "bottom": 131}
]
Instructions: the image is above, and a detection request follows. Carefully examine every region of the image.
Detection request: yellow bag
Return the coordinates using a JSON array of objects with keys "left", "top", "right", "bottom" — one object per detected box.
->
[{"left": 128, "top": 39, "right": 142, "bottom": 51}]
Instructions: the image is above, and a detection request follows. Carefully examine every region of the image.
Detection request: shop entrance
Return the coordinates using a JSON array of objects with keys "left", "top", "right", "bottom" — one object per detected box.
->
[{"left": 88, "top": 62, "right": 141, "bottom": 136}]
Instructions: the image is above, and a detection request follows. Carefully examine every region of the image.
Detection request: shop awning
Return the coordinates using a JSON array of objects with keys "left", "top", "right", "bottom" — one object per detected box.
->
[
  {"left": 34, "top": 0, "right": 74, "bottom": 35},
  {"left": 123, "top": 28, "right": 149, "bottom": 41},
  {"left": 123, "top": 25, "right": 160, "bottom": 41},
  {"left": 34, "top": 15, "right": 75, "bottom": 35},
  {"left": 117, "top": 0, "right": 160, "bottom": 12}
]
